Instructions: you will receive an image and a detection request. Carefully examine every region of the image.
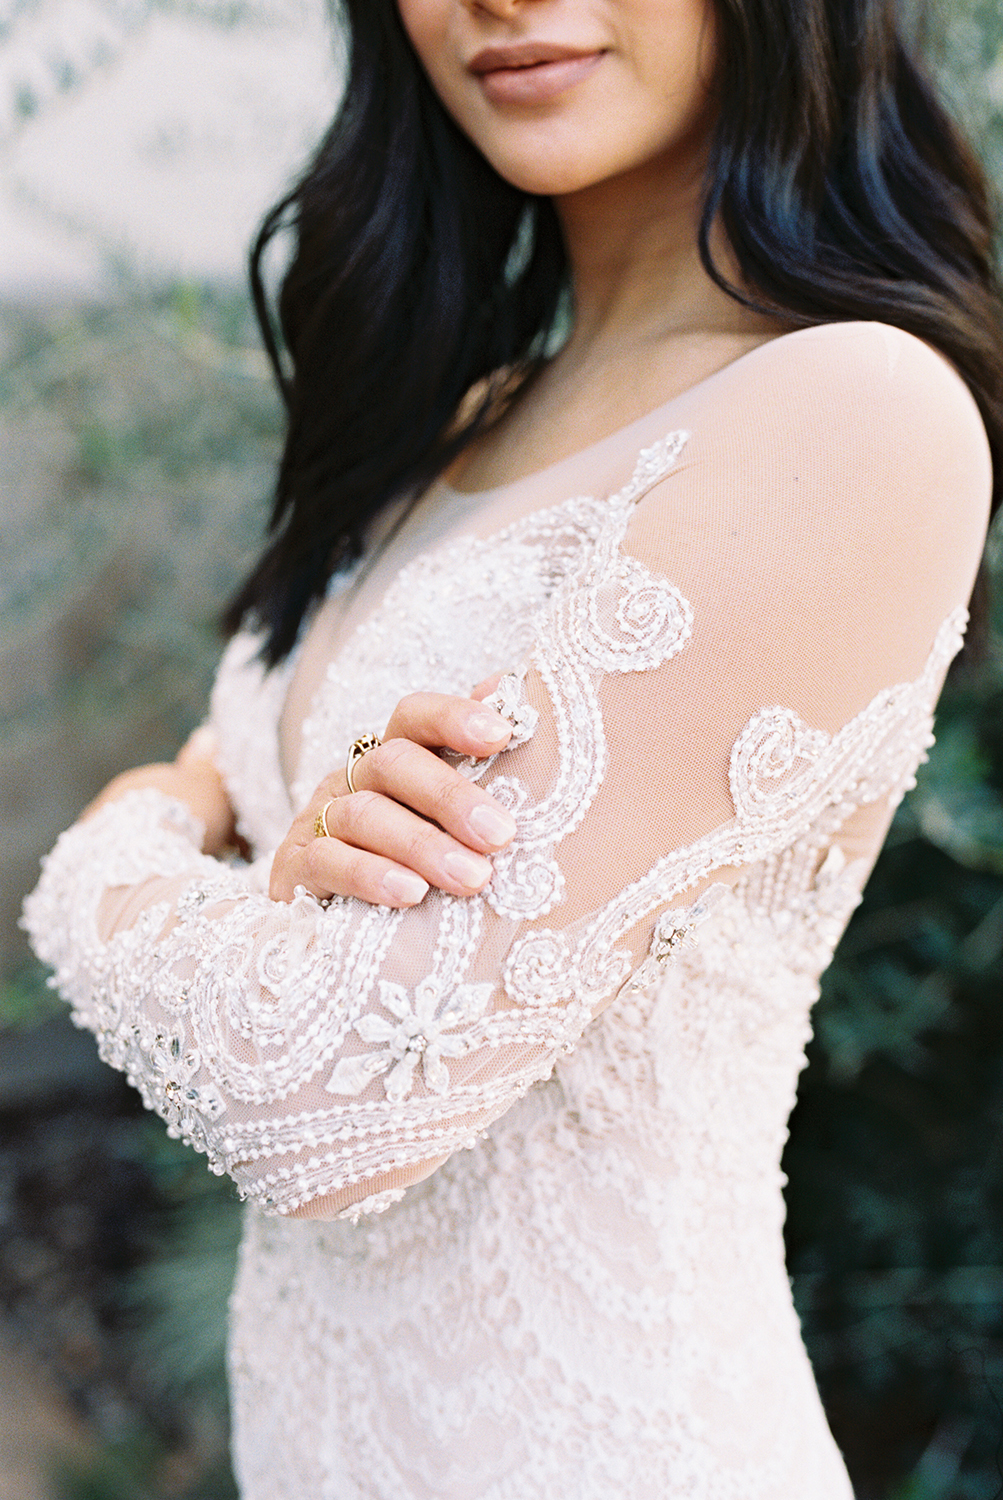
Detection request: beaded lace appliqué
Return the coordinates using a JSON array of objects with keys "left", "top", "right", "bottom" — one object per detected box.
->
[
  {"left": 23, "top": 430, "right": 966, "bottom": 1227},
  {"left": 22, "top": 411, "right": 972, "bottom": 1500},
  {"left": 26, "top": 322, "right": 986, "bottom": 1500}
]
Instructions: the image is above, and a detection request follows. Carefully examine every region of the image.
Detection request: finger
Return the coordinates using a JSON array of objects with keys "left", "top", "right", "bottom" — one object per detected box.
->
[
  {"left": 470, "top": 670, "right": 505, "bottom": 702},
  {"left": 176, "top": 724, "right": 219, "bottom": 769},
  {"left": 321, "top": 789, "right": 497, "bottom": 897},
  {"left": 382, "top": 692, "right": 512, "bottom": 758},
  {"left": 351, "top": 740, "right": 517, "bottom": 853},
  {"left": 270, "top": 804, "right": 433, "bottom": 908},
  {"left": 273, "top": 833, "right": 431, "bottom": 908}
]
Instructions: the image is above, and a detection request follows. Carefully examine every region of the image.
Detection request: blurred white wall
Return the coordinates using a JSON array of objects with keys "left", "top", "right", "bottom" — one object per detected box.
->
[{"left": 0, "top": 0, "right": 342, "bottom": 296}]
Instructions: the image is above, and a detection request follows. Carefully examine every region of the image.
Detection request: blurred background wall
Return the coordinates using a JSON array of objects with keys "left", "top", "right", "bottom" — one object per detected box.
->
[{"left": 3, "top": 4, "right": 1003, "bottom": 1499}]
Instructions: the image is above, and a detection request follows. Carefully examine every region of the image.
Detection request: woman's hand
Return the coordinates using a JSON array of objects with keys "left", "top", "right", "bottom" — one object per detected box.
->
[
  {"left": 270, "top": 684, "right": 519, "bottom": 908},
  {"left": 79, "top": 726, "right": 236, "bottom": 858}
]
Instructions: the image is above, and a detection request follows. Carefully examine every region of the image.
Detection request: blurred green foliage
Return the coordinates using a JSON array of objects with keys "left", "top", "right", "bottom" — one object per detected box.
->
[
  {"left": 780, "top": 31, "right": 1003, "bottom": 1466},
  {"left": 0, "top": 961, "right": 63, "bottom": 1029},
  {"left": 0, "top": 281, "right": 283, "bottom": 976},
  {"left": 0, "top": 284, "right": 274, "bottom": 1498}
]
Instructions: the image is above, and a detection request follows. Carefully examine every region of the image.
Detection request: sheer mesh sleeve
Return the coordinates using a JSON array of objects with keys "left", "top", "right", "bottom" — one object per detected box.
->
[{"left": 23, "top": 323, "right": 991, "bottom": 1220}]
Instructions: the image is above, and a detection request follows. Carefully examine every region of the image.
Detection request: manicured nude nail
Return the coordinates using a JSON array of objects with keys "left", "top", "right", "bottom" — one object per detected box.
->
[
  {"left": 185, "top": 725, "right": 218, "bottom": 760},
  {"left": 467, "top": 712, "right": 510, "bottom": 744},
  {"left": 467, "top": 803, "right": 517, "bottom": 847},
  {"left": 443, "top": 850, "right": 493, "bottom": 888},
  {"left": 381, "top": 870, "right": 429, "bottom": 905}
]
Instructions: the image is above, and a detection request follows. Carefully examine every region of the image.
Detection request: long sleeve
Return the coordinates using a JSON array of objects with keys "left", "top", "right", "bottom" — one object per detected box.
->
[{"left": 23, "top": 322, "right": 992, "bottom": 1220}]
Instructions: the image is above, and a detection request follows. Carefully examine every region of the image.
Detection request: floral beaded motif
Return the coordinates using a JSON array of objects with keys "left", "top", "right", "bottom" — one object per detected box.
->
[{"left": 327, "top": 977, "right": 493, "bottom": 1102}]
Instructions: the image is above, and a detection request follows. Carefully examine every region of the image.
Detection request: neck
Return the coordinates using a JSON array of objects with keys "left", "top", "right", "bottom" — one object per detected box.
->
[
  {"left": 551, "top": 149, "right": 774, "bottom": 368},
  {"left": 447, "top": 139, "right": 788, "bottom": 493}
]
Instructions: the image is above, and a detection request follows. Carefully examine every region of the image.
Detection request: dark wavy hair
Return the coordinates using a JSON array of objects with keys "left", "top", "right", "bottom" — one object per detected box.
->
[{"left": 225, "top": 0, "right": 1003, "bottom": 664}]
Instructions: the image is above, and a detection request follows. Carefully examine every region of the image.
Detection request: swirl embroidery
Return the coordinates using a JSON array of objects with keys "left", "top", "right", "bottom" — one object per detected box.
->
[{"left": 730, "top": 708, "right": 831, "bottom": 827}]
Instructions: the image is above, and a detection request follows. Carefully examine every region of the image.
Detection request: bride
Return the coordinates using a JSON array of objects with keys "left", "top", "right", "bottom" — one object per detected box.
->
[{"left": 25, "top": 0, "right": 1003, "bottom": 1495}]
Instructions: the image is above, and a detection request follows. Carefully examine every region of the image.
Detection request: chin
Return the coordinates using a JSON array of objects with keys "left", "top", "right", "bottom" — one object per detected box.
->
[
  {"left": 500, "top": 169, "right": 595, "bottom": 197},
  {"left": 482, "top": 147, "right": 609, "bottom": 199}
]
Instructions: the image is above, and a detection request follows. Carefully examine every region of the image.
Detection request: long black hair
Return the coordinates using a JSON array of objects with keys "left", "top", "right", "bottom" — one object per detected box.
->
[{"left": 225, "top": 0, "right": 1003, "bottom": 665}]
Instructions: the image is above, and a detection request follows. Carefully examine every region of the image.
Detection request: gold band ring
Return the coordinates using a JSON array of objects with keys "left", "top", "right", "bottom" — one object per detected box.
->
[
  {"left": 346, "top": 733, "right": 382, "bottom": 795},
  {"left": 313, "top": 799, "right": 335, "bottom": 839}
]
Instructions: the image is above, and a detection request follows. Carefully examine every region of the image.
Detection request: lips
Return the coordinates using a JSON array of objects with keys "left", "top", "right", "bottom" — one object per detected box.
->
[{"left": 469, "top": 43, "right": 606, "bottom": 105}]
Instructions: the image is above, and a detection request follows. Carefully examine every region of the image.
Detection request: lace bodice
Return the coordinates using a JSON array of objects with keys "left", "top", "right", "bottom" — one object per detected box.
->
[{"left": 24, "top": 323, "right": 992, "bottom": 1499}]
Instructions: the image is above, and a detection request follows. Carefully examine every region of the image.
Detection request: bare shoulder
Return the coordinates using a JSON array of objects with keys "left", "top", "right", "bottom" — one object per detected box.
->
[
  {"left": 726, "top": 320, "right": 989, "bottom": 459},
  {"left": 674, "top": 320, "right": 993, "bottom": 534},
  {"left": 630, "top": 319, "right": 992, "bottom": 688}
]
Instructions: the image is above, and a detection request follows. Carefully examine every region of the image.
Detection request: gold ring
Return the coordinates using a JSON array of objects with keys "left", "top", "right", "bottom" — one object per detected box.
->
[
  {"left": 313, "top": 799, "right": 335, "bottom": 839},
  {"left": 346, "top": 733, "right": 382, "bottom": 794}
]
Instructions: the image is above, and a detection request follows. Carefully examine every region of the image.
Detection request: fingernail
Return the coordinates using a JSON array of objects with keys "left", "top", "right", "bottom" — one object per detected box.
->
[
  {"left": 185, "top": 725, "right": 218, "bottom": 759},
  {"left": 467, "top": 712, "right": 510, "bottom": 745},
  {"left": 381, "top": 869, "right": 429, "bottom": 905},
  {"left": 443, "top": 850, "right": 493, "bottom": 888},
  {"left": 467, "top": 803, "right": 517, "bottom": 847}
]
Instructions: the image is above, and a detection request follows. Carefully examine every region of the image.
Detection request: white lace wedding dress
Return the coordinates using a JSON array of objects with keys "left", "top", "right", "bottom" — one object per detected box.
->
[{"left": 25, "top": 323, "right": 992, "bottom": 1498}]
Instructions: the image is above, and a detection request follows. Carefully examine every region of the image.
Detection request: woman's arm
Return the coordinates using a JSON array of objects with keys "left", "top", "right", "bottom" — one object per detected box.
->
[
  {"left": 83, "top": 693, "right": 524, "bottom": 911},
  {"left": 269, "top": 684, "right": 521, "bottom": 908},
  {"left": 80, "top": 727, "right": 236, "bottom": 857},
  {"left": 23, "top": 323, "right": 992, "bottom": 1221}
]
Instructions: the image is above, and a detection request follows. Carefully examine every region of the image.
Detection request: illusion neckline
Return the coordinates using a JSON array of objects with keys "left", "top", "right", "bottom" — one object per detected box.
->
[{"left": 436, "top": 324, "right": 818, "bottom": 503}]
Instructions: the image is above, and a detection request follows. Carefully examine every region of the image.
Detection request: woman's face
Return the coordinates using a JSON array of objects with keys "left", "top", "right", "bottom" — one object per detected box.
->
[{"left": 395, "top": 0, "right": 720, "bottom": 198}]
